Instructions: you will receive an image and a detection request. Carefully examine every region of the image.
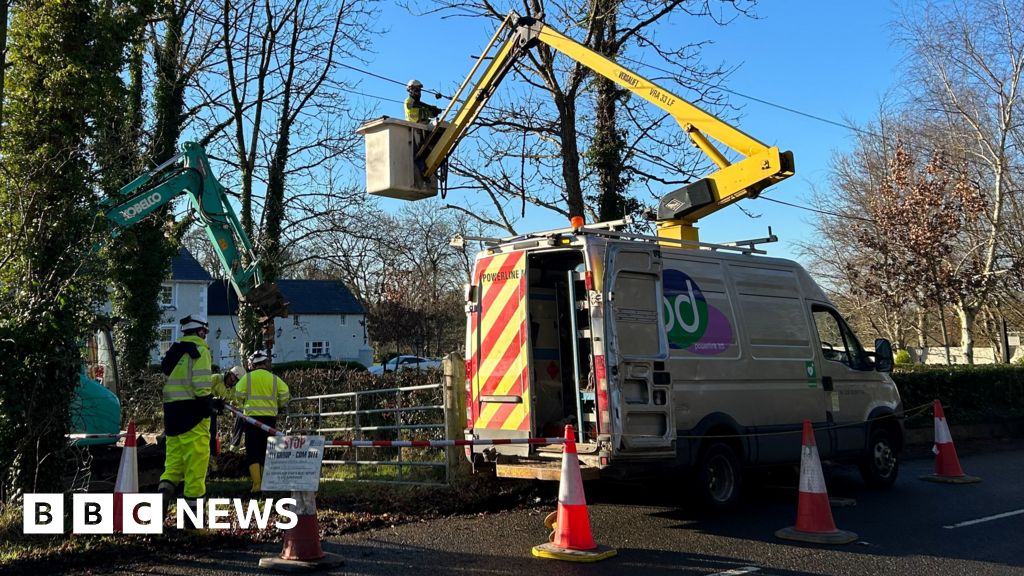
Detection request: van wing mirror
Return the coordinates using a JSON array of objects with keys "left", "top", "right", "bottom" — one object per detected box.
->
[{"left": 874, "top": 339, "right": 894, "bottom": 372}]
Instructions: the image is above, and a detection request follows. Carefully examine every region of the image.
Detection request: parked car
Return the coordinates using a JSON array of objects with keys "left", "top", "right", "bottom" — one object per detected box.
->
[{"left": 368, "top": 355, "right": 442, "bottom": 375}]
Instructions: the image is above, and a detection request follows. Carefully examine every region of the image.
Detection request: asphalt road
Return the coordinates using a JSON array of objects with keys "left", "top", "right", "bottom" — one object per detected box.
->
[{"left": 72, "top": 442, "right": 1024, "bottom": 576}]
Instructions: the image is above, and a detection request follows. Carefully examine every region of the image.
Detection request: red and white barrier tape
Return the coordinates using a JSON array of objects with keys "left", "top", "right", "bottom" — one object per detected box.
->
[
  {"left": 326, "top": 437, "right": 565, "bottom": 448},
  {"left": 224, "top": 404, "right": 284, "bottom": 437},
  {"left": 225, "top": 403, "right": 564, "bottom": 448}
]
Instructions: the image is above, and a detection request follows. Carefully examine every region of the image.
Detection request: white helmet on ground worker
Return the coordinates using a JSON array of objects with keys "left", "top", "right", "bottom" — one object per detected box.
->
[
  {"left": 179, "top": 314, "right": 209, "bottom": 332},
  {"left": 228, "top": 365, "right": 246, "bottom": 380},
  {"left": 248, "top": 350, "right": 270, "bottom": 365}
]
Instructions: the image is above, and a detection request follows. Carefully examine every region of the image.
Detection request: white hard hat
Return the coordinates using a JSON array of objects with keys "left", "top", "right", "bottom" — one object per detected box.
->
[
  {"left": 248, "top": 350, "right": 270, "bottom": 364},
  {"left": 179, "top": 314, "right": 209, "bottom": 332},
  {"left": 228, "top": 366, "right": 246, "bottom": 379},
  {"left": 407, "top": 79, "right": 423, "bottom": 89}
]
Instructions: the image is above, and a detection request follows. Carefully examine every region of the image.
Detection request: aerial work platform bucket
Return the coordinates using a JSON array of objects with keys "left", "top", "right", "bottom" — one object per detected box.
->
[{"left": 356, "top": 117, "right": 438, "bottom": 201}]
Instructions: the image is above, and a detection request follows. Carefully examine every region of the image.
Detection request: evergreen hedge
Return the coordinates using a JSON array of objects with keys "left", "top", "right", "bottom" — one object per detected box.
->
[
  {"left": 892, "top": 364, "right": 1024, "bottom": 428},
  {"left": 272, "top": 360, "right": 368, "bottom": 372}
]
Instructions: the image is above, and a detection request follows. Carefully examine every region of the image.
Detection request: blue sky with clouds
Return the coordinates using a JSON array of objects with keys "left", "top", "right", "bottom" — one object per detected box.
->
[{"left": 351, "top": 2, "right": 907, "bottom": 261}]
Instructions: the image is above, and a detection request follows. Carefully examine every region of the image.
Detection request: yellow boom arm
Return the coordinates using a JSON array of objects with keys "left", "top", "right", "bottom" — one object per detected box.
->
[{"left": 420, "top": 13, "right": 794, "bottom": 243}]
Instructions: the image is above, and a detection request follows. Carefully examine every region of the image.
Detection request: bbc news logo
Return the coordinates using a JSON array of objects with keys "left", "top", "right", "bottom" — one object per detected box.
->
[{"left": 24, "top": 494, "right": 298, "bottom": 534}]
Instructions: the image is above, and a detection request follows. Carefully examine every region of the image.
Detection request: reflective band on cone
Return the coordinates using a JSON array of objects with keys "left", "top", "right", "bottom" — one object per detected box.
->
[
  {"left": 113, "top": 420, "right": 138, "bottom": 534},
  {"left": 920, "top": 400, "right": 981, "bottom": 484},
  {"left": 532, "top": 425, "right": 616, "bottom": 562},
  {"left": 776, "top": 420, "right": 858, "bottom": 545}
]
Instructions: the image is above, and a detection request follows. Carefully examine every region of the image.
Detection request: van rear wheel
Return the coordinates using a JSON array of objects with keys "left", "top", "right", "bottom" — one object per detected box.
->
[
  {"left": 859, "top": 427, "right": 899, "bottom": 489},
  {"left": 693, "top": 442, "right": 741, "bottom": 510}
]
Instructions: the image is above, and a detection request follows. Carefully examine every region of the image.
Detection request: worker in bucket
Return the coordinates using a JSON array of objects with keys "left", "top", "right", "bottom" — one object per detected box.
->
[
  {"left": 404, "top": 79, "right": 442, "bottom": 123},
  {"left": 157, "top": 314, "right": 221, "bottom": 526},
  {"left": 235, "top": 349, "right": 290, "bottom": 494}
]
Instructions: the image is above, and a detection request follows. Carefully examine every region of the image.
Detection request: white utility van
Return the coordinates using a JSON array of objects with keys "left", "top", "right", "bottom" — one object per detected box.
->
[{"left": 463, "top": 224, "right": 902, "bottom": 508}]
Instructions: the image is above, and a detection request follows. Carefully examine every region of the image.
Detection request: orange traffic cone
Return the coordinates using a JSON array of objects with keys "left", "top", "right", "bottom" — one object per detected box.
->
[
  {"left": 920, "top": 400, "right": 981, "bottom": 484},
  {"left": 113, "top": 420, "right": 138, "bottom": 534},
  {"left": 259, "top": 491, "right": 344, "bottom": 571},
  {"left": 532, "top": 425, "right": 616, "bottom": 562},
  {"left": 776, "top": 420, "right": 858, "bottom": 544}
]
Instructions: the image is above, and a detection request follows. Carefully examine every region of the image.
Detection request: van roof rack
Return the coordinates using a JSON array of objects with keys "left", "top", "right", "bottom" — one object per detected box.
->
[
  {"left": 569, "top": 227, "right": 776, "bottom": 255},
  {"left": 451, "top": 218, "right": 778, "bottom": 256}
]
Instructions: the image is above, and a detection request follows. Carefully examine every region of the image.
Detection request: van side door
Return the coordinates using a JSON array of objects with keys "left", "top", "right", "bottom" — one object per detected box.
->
[
  {"left": 606, "top": 245, "right": 673, "bottom": 453},
  {"left": 810, "top": 305, "right": 875, "bottom": 456}
]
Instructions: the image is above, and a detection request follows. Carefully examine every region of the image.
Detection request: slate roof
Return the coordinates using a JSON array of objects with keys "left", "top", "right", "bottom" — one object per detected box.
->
[
  {"left": 208, "top": 279, "right": 364, "bottom": 316},
  {"left": 170, "top": 248, "right": 213, "bottom": 282}
]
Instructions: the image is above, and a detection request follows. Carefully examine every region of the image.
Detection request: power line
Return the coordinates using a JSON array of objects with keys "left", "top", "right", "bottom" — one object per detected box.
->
[
  {"left": 759, "top": 195, "right": 875, "bottom": 222},
  {"left": 617, "top": 55, "right": 879, "bottom": 139},
  {"left": 335, "top": 57, "right": 891, "bottom": 224},
  {"left": 337, "top": 61, "right": 452, "bottom": 100},
  {"left": 344, "top": 88, "right": 404, "bottom": 105},
  {"left": 338, "top": 62, "right": 406, "bottom": 88}
]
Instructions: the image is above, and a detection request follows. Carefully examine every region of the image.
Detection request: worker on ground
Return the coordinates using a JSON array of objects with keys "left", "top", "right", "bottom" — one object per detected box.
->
[
  {"left": 208, "top": 365, "right": 244, "bottom": 469},
  {"left": 157, "top": 314, "right": 222, "bottom": 526},
  {"left": 235, "top": 350, "right": 290, "bottom": 494},
  {"left": 404, "top": 79, "right": 441, "bottom": 123}
]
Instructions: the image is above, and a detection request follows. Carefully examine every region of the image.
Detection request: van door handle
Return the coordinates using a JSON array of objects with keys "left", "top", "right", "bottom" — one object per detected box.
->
[{"left": 822, "top": 376, "right": 834, "bottom": 392}]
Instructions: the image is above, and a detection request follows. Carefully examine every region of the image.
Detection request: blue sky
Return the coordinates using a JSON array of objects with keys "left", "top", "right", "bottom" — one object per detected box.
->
[{"left": 351, "top": 2, "right": 906, "bottom": 262}]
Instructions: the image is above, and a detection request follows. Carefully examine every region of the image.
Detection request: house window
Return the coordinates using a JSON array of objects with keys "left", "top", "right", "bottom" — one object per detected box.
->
[
  {"left": 159, "top": 284, "right": 175, "bottom": 308},
  {"left": 305, "top": 341, "right": 330, "bottom": 358},
  {"left": 339, "top": 315, "right": 346, "bottom": 325},
  {"left": 158, "top": 325, "right": 176, "bottom": 355}
]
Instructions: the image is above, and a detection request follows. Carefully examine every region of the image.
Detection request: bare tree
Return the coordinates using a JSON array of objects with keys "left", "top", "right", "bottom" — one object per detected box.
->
[
  {"left": 412, "top": 0, "right": 752, "bottom": 230},
  {"left": 296, "top": 200, "right": 483, "bottom": 358},
  {"left": 899, "top": 0, "right": 1024, "bottom": 363},
  {"left": 191, "top": 0, "right": 379, "bottom": 355}
]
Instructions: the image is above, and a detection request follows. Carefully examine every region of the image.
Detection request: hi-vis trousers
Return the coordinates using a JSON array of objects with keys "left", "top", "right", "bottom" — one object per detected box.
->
[{"left": 160, "top": 417, "right": 211, "bottom": 498}]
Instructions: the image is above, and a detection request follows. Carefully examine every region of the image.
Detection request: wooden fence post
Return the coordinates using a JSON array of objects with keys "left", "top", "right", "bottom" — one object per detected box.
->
[{"left": 443, "top": 352, "right": 471, "bottom": 482}]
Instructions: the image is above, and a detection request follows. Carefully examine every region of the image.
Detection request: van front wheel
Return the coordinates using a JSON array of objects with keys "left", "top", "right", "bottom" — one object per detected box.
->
[
  {"left": 859, "top": 428, "right": 899, "bottom": 489},
  {"left": 693, "top": 442, "right": 741, "bottom": 509}
]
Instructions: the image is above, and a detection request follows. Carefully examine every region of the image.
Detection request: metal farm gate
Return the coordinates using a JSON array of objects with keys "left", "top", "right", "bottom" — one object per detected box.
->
[{"left": 285, "top": 381, "right": 451, "bottom": 485}]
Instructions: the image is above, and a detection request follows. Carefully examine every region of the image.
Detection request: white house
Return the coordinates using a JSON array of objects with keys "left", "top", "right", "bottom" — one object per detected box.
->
[
  {"left": 152, "top": 248, "right": 213, "bottom": 363},
  {"left": 153, "top": 248, "right": 371, "bottom": 368},
  {"left": 207, "top": 279, "right": 372, "bottom": 368}
]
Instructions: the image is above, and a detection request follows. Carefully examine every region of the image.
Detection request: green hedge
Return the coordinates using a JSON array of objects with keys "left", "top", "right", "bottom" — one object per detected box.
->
[
  {"left": 272, "top": 360, "right": 367, "bottom": 372},
  {"left": 892, "top": 364, "right": 1024, "bottom": 428}
]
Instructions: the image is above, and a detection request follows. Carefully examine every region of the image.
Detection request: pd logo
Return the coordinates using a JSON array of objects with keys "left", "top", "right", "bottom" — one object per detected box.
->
[{"left": 662, "top": 269, "right": 733, "bottom": 355}]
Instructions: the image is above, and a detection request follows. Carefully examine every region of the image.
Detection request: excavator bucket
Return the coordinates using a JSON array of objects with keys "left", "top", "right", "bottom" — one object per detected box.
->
[{"left": 244, "top": 283, "right": 289, "bottom": 322}]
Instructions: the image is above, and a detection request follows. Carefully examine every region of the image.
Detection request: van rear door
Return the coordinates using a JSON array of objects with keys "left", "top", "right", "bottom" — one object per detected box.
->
[
  {"left": 467, "top": 250, "right": 532, "bottom": 455},
  {"left": 606, "top": 245, "right": 673, "bottom": 453}
]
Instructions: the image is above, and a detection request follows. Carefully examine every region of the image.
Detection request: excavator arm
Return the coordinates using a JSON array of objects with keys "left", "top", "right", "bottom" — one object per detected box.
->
[
  {"left": 418, "top": 13, "right": 794, "bottom": 243},
  {"left": 103, "top": 142, "right": 288, "bottom": 342}
]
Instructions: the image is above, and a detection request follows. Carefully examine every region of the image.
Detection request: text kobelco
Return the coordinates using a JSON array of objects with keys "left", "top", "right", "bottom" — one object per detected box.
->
[
  {"left": 118, "top": 192, "right": 163, "bottom": 221},
  {"left": 23, "top": 494, "right": 298, "bottom": 534}
]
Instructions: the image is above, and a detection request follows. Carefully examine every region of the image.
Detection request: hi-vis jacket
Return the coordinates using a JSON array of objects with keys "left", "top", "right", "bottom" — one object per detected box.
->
[
  {"left": 404, "top": 96, "right": 440, "bottom": 124},
  {"left": 159, "top": 334, "right": 213, "bottom": 436},
  {"left": 235, "top": 369, "right": 290, "bottom": 417},
  {"left": 163, "top": 335, "right": 212, "bottom": 403}
]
